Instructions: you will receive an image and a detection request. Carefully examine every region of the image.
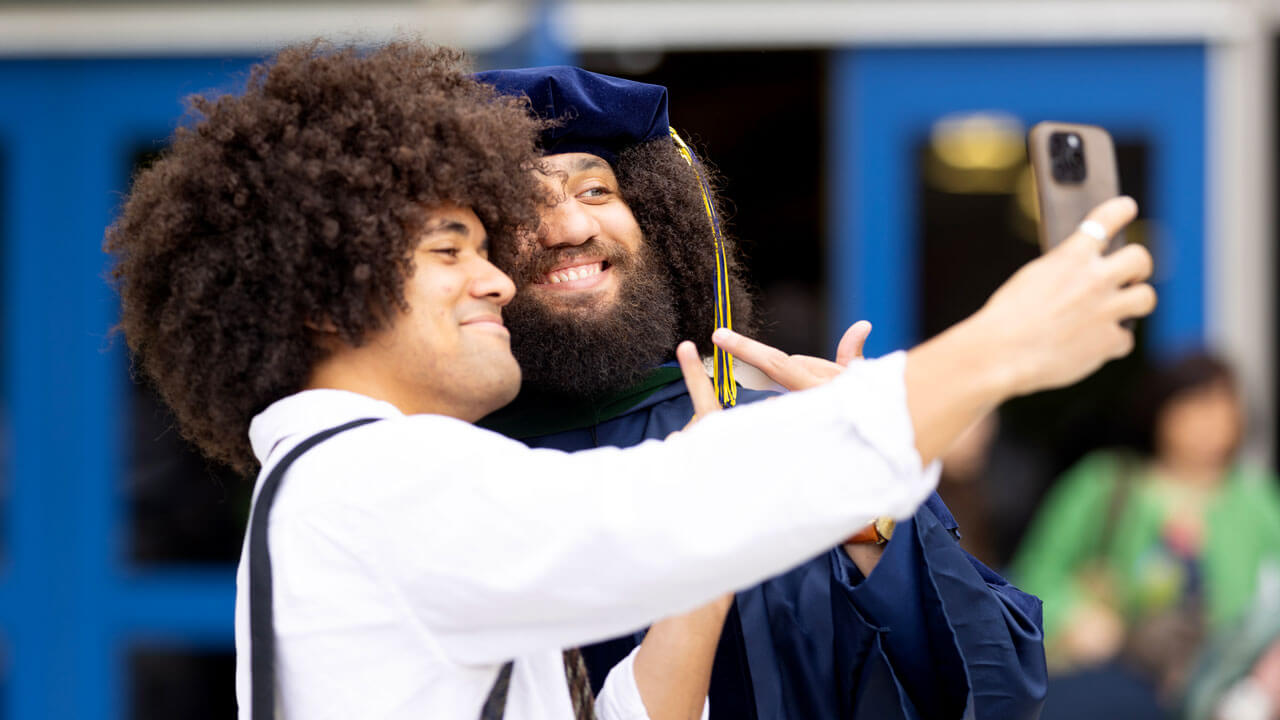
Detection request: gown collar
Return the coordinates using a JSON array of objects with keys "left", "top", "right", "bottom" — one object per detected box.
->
[{"left": 478, "top": 364, "right": 685, "bottom": 439}]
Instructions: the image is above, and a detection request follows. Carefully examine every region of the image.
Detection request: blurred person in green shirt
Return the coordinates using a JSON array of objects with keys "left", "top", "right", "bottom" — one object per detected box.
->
[{"left": 1013, "top": 351, "right": 1280, "bottom": 702}]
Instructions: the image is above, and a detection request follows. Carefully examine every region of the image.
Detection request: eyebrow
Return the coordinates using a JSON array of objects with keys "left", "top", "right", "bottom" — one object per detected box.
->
[
  {"left": 421, "top": 219, "right": 489, "bottom": 252},
  {"left": 422, "top": 219, "right": 470, "bottom": 236},
  {"left": 570, "top": 156, "right": 611, "bottom": 174}
]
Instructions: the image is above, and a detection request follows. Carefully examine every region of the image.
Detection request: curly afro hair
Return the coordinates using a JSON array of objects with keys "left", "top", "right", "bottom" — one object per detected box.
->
[
  {"left": 105, "top": 41, "right": 547, "bottom": 475},
  {"left": 615, "top": 137, "right": 757, "bottom": 356}
]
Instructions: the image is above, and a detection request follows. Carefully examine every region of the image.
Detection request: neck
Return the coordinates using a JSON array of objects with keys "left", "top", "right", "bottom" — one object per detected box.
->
[
  {"left": 306, "top": 352, "right": 467, "bottom": 420},
  {"left": 1152, "top": 456, "right": 1226, "bottom": 490}
]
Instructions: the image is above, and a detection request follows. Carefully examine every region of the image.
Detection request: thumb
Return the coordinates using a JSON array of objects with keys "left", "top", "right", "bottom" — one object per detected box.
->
[{"left": 835, "top": 321, "right": 872, "bottom": 366}]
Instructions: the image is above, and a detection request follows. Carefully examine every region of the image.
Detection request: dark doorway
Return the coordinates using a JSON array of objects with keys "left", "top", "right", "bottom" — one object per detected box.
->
[{"left": 581, "top": 50, "right": 829, "bottom": 357}]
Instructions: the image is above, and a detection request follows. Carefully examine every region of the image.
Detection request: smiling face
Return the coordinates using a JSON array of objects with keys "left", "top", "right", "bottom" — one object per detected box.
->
[
  {"left": 512, "top": 153, "right": 645, "bottom": 314},
  {"left": 308, "top": 203, "right": 522, "bottom": 421},
  {"left": 493, "top": 152, "right": 678, "bottom": 399}
]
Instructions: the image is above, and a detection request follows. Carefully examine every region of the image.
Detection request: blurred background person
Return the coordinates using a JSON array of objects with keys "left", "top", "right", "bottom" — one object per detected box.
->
[{"left": 1013, "top": 351, "right": 1280, "bottom": 717}]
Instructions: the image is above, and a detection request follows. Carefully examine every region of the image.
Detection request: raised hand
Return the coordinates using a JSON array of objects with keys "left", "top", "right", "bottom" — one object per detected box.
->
[
  {"left": 970, "top": 195, "right": 1154, "bottom": 397},
  {"left": 905, "top": 195, "right": 1152, "bottom": 464},
  {"left": 711, "top": 320, "right": 872, "bottom": 392}
]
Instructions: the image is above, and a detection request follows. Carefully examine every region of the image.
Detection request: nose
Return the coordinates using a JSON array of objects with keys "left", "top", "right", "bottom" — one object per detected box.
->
[
  {"left": 471, "top": 256, "right": 517, "bottom": 308},
  {"left": 539, "top": 195, "right": 600, "bottom": 249}
]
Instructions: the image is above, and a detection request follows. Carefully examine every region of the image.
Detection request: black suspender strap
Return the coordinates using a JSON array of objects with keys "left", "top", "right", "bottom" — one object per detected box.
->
[
  {"left": 247, "top": 416, "right": 515, "bottom": 719},
  {"left": 249, "top": 418, "right": 379, "bottom": 719},
  {"left": 479, "top": 661, "right": 516, "bottom": 720}
]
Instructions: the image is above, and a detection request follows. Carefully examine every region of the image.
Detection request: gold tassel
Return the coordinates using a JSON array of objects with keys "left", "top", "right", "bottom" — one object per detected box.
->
[{"left": 669, "top": 128, "right": 737, "bottom": 407}]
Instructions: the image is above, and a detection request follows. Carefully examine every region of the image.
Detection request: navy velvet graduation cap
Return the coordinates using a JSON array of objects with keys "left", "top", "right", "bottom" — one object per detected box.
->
[
  {"left": 476, "top": 65, "right": 739, "bottom": 406},
  {"left": 474, "top": 66, "right": 669, "bottom": 165}
]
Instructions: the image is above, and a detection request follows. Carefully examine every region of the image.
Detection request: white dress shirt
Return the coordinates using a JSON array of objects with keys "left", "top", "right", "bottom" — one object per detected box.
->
[{"left": 234, "top": 352, "right": 938, "bottom": 719}]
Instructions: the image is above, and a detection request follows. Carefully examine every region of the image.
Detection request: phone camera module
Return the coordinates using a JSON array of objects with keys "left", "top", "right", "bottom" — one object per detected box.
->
[{"left": 1049, "top": 131, "right": 1087, "bottom": 184}]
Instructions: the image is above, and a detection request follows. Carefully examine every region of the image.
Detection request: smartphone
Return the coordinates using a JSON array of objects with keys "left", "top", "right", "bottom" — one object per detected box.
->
[{"left": 1027, "top": 121, "right": 1125, "bottom": 253}]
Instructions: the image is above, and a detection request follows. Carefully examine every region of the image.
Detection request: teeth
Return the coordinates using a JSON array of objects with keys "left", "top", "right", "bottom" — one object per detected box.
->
[{"left": 542, "top": 262, "right": 602, "bottom": 285}]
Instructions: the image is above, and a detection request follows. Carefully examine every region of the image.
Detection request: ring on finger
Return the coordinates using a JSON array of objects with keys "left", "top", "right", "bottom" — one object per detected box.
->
[{"left": 1077, "top": 219, "right": 1109, "bottom": 245}]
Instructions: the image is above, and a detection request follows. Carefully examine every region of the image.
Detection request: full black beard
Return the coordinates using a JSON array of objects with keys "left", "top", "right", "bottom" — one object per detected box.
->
[{"left": 502, "top": 242, "right": 678, "bottom": 400}]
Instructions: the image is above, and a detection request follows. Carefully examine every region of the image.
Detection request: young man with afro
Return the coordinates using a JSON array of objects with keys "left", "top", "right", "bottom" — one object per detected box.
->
[
  {"left": 475, "top": 66, "right": 1142, "bottom": 720},
  {"left": 106, "top": 43, "right": 1154, "bottom": 719}
]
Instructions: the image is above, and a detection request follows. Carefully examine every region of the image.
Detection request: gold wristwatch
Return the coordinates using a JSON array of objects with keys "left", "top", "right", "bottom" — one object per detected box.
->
[{"left": 845, "top": 517, "right": 896, "bottom": 546}]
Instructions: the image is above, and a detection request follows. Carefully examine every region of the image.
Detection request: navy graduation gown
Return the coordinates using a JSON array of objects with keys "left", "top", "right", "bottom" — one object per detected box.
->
[{"left": 492, "top": 379, "right": 1048, "bottom": 719}]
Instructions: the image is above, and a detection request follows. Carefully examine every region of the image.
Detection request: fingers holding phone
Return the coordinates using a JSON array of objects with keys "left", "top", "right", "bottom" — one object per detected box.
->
[
  {"left": 974, "top": 194, "right": 1153, "bottom": 397},
  {"left": 1056, "top": 195, "right": 1138, "bottom": 258}
]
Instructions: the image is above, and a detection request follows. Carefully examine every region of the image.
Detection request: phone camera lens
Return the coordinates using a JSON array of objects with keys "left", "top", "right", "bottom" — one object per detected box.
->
[{"left": 1049, "top": 131, "right": 1087, "bottom": 184}]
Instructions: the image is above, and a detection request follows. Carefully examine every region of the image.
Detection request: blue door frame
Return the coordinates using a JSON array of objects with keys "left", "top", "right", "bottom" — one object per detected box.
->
[
  {"left": 0, "top": 57, "right": 259, "bottom": 720},
  {"left": 829, "top": 45, "right": 1206, "bottom": 358}
]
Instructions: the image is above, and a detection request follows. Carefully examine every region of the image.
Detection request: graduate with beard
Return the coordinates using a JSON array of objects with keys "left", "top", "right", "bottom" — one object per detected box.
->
[{"left": 478, "top": 67, "right": 1050, "bottom": 720}]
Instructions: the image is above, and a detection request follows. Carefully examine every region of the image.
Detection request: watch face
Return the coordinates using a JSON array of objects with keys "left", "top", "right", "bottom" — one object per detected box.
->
[{"left": 874, "top": 517, "right": 896, "bottom": 543}]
